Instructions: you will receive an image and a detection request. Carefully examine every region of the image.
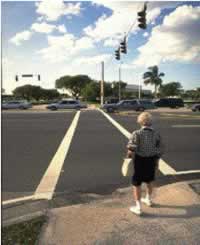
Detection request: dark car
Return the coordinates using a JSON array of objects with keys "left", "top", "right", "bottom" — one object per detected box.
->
[
  {"left": 153, "top": 98, "right": 184, "bottom": 108},
  {"left": 191, "top": 104, "right": 200, "bottom": 112},
  {"left": 101, "top": 99, "right": 156, "bottom": 113}
]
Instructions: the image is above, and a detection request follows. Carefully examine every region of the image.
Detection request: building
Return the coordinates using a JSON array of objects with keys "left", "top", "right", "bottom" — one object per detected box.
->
[{"left": 125, "top": 84, "right": 152, "bottom": 95}]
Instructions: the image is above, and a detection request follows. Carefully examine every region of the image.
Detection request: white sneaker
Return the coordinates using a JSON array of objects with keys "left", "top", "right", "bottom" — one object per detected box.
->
[
  {"left": 141, "top": 197, "right": 153, "bottom": 207},
  {"left": 129, "top": 206, "right": 142, "bottom": 215}
]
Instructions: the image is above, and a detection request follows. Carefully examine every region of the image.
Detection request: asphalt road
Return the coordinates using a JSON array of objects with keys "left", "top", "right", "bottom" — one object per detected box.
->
[
  {"left": 2, "top": 111, "right": 76, "bottom": 201},
  {"left": 55, "top": 110, "right": 129, "bottom": 196},
  {"left": 2, "top": 109, "right": 200, "bottom": 202},
  {"left": 111, "top": 111, "right": 200, "bottom": 172}
]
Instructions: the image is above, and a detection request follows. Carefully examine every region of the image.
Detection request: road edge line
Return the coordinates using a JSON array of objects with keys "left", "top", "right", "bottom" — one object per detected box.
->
[
  {"left": 2, "top": 195, "right": 35, "bottom": 206},
  {"left": 98, "top": 109, "right": 177, "bottom": 176},
  {"left": 34, "top": 111, "right": 81, "bottom": 200}
]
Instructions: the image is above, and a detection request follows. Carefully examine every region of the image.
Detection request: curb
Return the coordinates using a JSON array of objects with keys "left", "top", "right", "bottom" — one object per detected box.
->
[
  {"left": 2, "top": 176, "right": 200, "bottom": 227},
  {"left": 3, "top": 211, "right": 47, "bottom": 227}
]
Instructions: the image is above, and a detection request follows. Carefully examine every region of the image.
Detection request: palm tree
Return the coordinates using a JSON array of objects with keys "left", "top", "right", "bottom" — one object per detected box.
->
[{"left": 143, "top": 66, "right": 165, "bottom": 97}]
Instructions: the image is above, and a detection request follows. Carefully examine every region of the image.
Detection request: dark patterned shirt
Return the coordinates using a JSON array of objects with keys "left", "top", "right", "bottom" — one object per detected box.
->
[{"left": 127, "top": 127, "right": 164, "bottom": 157}]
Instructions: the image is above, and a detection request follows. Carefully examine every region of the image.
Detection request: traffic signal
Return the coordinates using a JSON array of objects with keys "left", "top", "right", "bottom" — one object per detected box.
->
[
  {"left": 38, "top": 75, "right": 40, "bottom": 81},
  {"left": 137, "top": 3, "right": 147, "bottom": 29},
  {"left": 120, "top": 37, "right": 127, "bottom": 54},
  {"left": 15, "top": 75, "right": 18, "bottom": 82},
  {"left": 115, "top": 48, "right": 120, "bottom": 60}
]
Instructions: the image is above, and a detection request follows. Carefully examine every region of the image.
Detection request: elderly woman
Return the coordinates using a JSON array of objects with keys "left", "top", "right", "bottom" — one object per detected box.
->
[{"left": 127, "top": 112, "right": 164, "bottom": 215}]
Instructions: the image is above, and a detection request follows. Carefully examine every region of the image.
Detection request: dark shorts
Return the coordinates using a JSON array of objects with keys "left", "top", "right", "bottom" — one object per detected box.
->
[{"left": 132, "top": 154, "right": 159, "bottom": 186}]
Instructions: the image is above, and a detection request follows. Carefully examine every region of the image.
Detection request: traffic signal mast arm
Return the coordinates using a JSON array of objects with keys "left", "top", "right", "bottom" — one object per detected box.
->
[{"left": 114, "top": 3, "right": 147, "bottom": 60}]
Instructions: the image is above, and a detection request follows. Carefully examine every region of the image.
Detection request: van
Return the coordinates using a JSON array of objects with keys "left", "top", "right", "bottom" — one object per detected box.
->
[{"left": 153, "top": 98, "right": 184, "bottom": 108}]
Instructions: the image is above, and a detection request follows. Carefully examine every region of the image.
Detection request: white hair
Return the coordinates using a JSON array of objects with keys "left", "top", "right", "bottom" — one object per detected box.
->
[{"left": 137, "top": 112, "right": 153, "bottom": 126}]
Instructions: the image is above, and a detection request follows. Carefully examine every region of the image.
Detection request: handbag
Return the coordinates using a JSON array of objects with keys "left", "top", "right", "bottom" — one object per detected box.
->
[{"left": 121, "top": 155, "right": 134, "bottom": 177}]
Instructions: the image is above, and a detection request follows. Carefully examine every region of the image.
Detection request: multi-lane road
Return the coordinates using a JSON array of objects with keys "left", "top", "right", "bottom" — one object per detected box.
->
[{"left": 2, "top": 109, "right": 200, "bottom": 203}]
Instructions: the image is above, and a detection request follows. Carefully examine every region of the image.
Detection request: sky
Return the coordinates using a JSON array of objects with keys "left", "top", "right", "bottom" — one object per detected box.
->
[{"left": 2, "top": 0, "right": 200, "bottom": 94}]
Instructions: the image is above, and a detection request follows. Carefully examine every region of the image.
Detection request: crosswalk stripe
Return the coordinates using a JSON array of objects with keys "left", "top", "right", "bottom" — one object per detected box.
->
[
  {"left": 34, "top": 111, "right": 80, "bottom": 200},
  {"left": 99, "top": 109, "right": 177, "bottom": 175}
]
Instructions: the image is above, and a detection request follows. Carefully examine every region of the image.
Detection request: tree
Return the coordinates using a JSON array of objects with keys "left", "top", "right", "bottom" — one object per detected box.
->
[
  {"left": 41, "top": 89, "right": 60, "bottom": 100},
  {"left": 182, "top": 88, "right": 200, "bottom": 100},
  {"left": 13, "top": 85, "right": 60, "bottom": 101},
  {"left": 2, "top": 88, "right": 5, "bottom": 94},
  {"left": 81, "top": 81, "right": 100, "bottom": 101},
  {"left": 143, "top": 66, "right": 165, "bottom": 97},
  {"left": 55, "top": 75, "right": 93, "bottom": 99},
  {"left": 160, "top": 82, "right": 182, "bottom": 97},
  {"left": 13, "top": 85, "right": 38, "bottom": 100},
  {"left": 111, "top": 81, "right": 127, "bottom": 98}
]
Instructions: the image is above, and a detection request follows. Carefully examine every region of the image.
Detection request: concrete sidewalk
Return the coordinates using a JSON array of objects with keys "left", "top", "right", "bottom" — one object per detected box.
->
[{"left": 39, "top": 182, "right": 200, "bottom": 245}]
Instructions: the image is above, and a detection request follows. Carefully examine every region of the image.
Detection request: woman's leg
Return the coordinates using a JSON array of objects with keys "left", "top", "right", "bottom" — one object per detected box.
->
[
  {"left": 130, "top": 185, "right": 142, "bottom": 214},
  {"left": 146, "top": 182, "right": 153, "bottom": 200},
  {"left": 133, "top": 185, "right": 141, "bottom": 203}
]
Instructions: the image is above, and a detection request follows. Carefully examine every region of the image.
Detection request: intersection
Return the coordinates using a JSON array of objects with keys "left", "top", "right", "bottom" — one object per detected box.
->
[{"left": 2, "top": 109, "right": 200, "bottom": 204}]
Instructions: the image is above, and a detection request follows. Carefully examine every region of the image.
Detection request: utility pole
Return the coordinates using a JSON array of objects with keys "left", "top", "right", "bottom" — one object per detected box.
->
[
  {"left": 119, "top": 62, "right": 123, "bottom": 101},
  {"left": 138, "top": 77, "right": 141, "bottom": 99},
  {"left": 1, "top": 21, "right": 3, "bottom": 91},
  {"left": 100, "top": 61, "right": 104, "bottom": 106}
]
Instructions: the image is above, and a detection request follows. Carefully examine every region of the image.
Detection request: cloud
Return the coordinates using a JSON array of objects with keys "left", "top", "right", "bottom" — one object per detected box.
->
[
  {"left": 57, "top": 24, "right": 67, "bottom": 33},
  {"left": 37, "top": 34, "right": 95, "bottom": 63},
  {"left": 35, "top": 0, "right": 82, "bottom": 21},
  {"left": 84, "top": 1, "right": 180, "bottom": 43},
  {"left": 10, "top": 30, "right": 33, "bottom": 46},
  {"left": 10, "top": 22, "right": 68, "bottom": 46},
  {"left": 133, "top": 5, "right": 200, "bottom": 67},
  {"left": 143, "top": 32, "right": 149, "bottom": 37},
  {"left": 75, "top": 54, "right": 112, "bottom": 65},
  {"left": 31, "top": 22, "right": 57, "bottom": 33},
  {"left": 104, "top": 38, "right": 120, "bottom": 47},
  {"left": 31, "top": 22, "right": 67, "bottom": 34}
]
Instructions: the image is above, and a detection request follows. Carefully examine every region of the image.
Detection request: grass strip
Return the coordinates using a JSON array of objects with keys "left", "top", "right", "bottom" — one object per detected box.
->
[{"left": 2, "top": 216, "right": 46, "bottom": 245}]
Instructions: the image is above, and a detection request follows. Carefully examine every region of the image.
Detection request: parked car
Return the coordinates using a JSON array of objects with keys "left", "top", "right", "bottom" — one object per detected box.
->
[
  {"left": 191, "top": 104, "right": 200, "bottom": 112},
  {"left": 153, "top": 98, "right": 184, "bottom": 108},
  {"left": 2, "top": 100, "right": 32, "bottom": 110},
  {"left": 46, "top": 99, "right": 87, "bottom": 110},
  {"left": 101, "top": 99, "right": 156, "bottom": 113}
]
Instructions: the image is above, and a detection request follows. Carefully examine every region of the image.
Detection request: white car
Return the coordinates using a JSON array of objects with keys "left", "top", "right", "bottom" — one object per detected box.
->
[
  {"left": 46, "top": 99, "right": 87, "bottom": 110},
  {"left": 2, "top": 100, "right": 32, "bottom": 110}
]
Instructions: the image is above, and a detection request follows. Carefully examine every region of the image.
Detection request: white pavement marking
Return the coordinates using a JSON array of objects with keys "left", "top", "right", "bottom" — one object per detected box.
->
[
  {"left": 2, "top": 195, "right": 35, "bottom": 206},
  {"left": 99, "top": 109, "right": 177, "bottom": 175},
  {"left": 172, "top": 125, "right": 200, "bottom": 128},
  {"left": 174, "top": 170, "right": 200, "bottom": 175},
  {"left": 34, "top": 111, "right": 80, "bottom": 200},
  {"left": 99, "top": 109, "right": 131, "bottom": 139}
]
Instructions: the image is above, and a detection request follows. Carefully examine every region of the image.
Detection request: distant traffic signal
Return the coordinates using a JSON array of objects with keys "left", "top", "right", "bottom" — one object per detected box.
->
[
  {"left": 120, "top": 37, "right": 127, "bottom": 54},
  {"left": 38, "top": 75, "right": 40, "bottom": 81},
  {"left": 115, "top": 48, "right": 120, "bottom": 60},
  {"left": 137, "top": 3, "right": 147, "bottom": 29},
  {"left": 15, "top": 75, "right": 18, "bottom": 82}
]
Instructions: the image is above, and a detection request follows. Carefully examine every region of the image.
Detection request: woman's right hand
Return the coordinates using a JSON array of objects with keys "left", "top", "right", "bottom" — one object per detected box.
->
[{"left": 127, "top": 150, "right": 133, "bottom": 158}]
